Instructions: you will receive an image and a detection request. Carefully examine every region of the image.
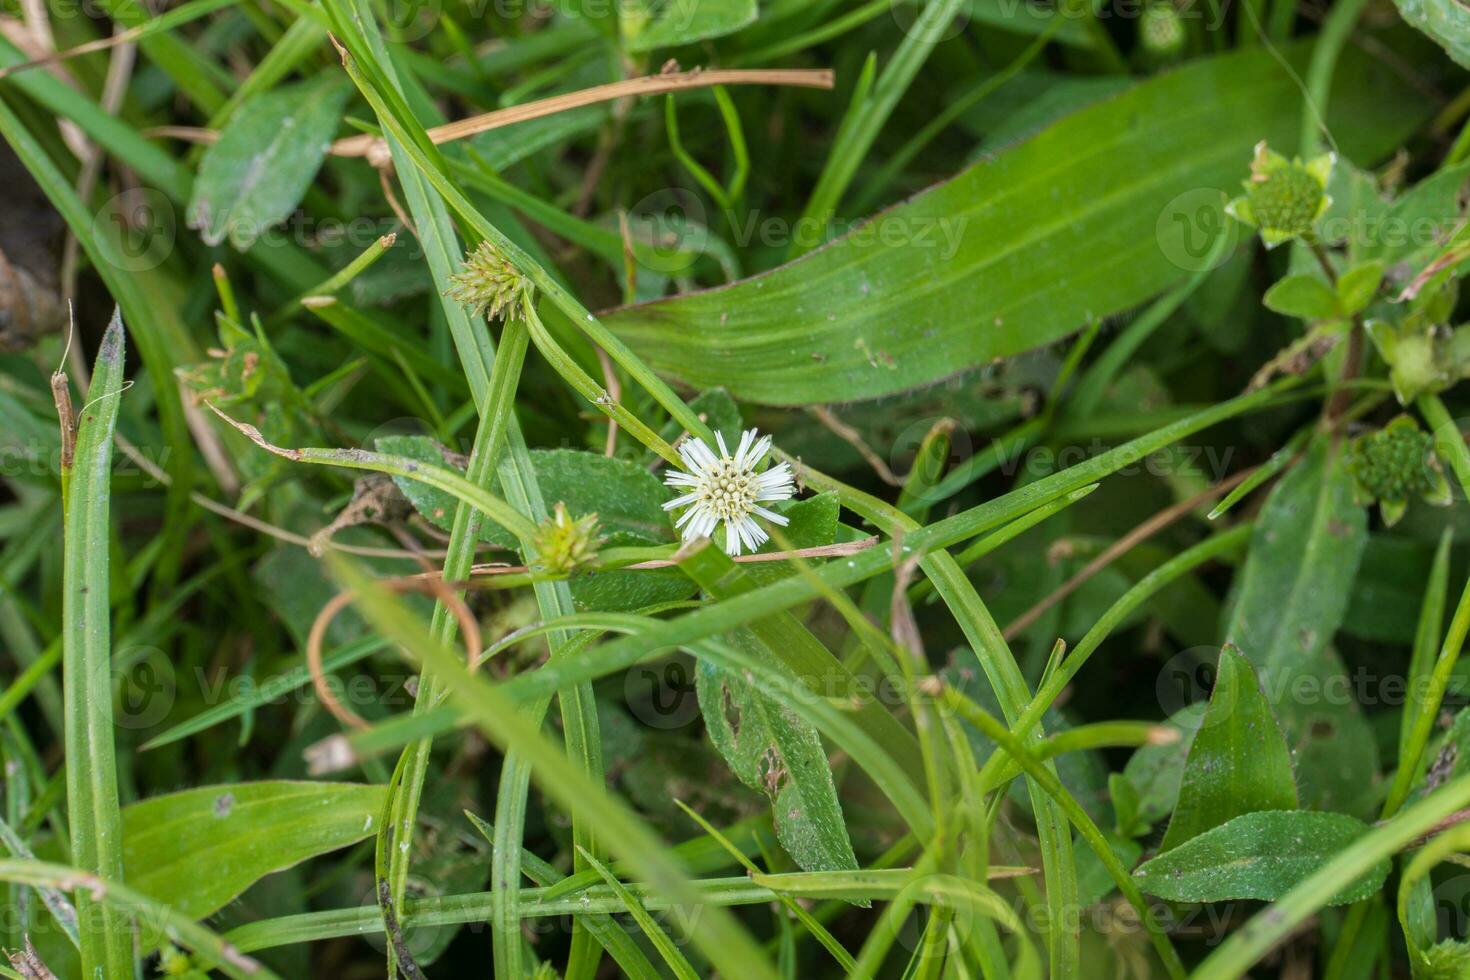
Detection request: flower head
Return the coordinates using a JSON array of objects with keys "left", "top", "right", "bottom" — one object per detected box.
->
[
  {"left": 1227, "top": 141, "right": 1334, "bottom": 249},
  {"left": 1347, "top": 415, "right": 1452, "bottom": 526},
  {"left": 663, "top": 428, "right": 797, "bottom": 556},
  {"left": 533, "top": 502, "right": 603, "bottom": 576},
  {"left": 447, "top": 241, "right": 528, "bottom": 322}
]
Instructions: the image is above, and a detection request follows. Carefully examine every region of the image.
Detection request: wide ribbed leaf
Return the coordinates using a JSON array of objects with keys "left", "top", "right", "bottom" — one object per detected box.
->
[{"left": 594, "top": 45, "right": 1422, "bottom": 405}]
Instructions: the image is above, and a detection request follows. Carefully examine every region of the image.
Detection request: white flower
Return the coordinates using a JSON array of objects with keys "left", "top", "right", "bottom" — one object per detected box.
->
[{"left": 662, "top": 428, "right": 797, "bottom": 556}]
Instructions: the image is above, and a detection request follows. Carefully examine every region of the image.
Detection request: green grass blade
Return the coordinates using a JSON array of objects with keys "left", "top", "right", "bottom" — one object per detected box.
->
[{"left": 61, "top": 310, "right": 133, "bottom": 979}]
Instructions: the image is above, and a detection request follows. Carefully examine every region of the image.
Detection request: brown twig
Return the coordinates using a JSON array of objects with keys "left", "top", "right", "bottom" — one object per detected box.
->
[
  {"left": 114, "top": 432, "right": 451, "bottom": 561},
  {"left": 1002, "top": 467, "right": 1258, "bottom": 641},
  {"left": 146, "top": 68, "right": 834, "bottom": 163},
  {"left": 461, "top": 536, "right": 879, "bottom": 578},
  {"left": 0, "top": 16, "right": 154, "bottom": 78},
  {"left": 1396, "top": 806, "right": 1470, "bottom": 848},
  {"left": 306, "top": 576, "right": 482, "bottom": 730},
  {"left": 1309, "top": 241, "right": 1365, "bottom": 426},
  {"left": 807, "top": 406, "right": 902, "bottom": 486},
  {"left": 595, "top": 345, "right": 621, "bottom": 457},
  {"left": 377, "top": 879, "right": 427, "bottom": 980}
]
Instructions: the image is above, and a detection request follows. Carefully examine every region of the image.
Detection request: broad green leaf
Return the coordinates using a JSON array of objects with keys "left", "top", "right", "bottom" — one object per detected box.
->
[
  {"left": 1263, "top": 274, "right": 1341, "bottom": 321},
  {"left": 1223, "top": 439, "right": 1378, "bottom": 816},
  {"left": 187, "top": 76, "right": 352, "bottom": 249},
  {"left": 677, "top": 544, "right": 897, "bottom": 874},
  {"left": 695, "top": 651, "right": 858, "bottom": 876},
  {"left": 1392, "top": 0, "right": 1470, "bottom": 69},
  {"left": 1158, "top": 646, "right": 1298, "bottom": 851},
  {"left": 1345, "top": 536, "right": 1437, "bottom": 644},
  {"left": 1134, "top": 810, "right": 1388, "bottom": 905},
  {"left": 963, "top": 72, "right": 1133, "bottom": 154},
  {"left": 123, "top": 781, "right": 386, "bottom": 920},
  {"left": 1326, "top": 161, "right": 1470, "bottom": 269},
  {"left": 594, "top": 44, "right": 1425, "bottom": 405},
  {"left": 1337, "top": 261, "right": 1384, "bottom": 315},
  {"left": 620, "top": 0, "right": 757, "bottom": 52}
]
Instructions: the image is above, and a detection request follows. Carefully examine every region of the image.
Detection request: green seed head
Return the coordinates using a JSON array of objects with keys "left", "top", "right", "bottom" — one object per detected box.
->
[
  {"left": 447, "top": 241, "right": 528, "bottom": 322},
  {"left": 1348, "top": 415, "right": 1448, "bottom": 523},
  {"left": 1140, "top": 1, "right": 1185, "bottom": 57},
  {"left": 533, "top": 502, "right": 603, "bottom": 576},
  {"left": 1228, "top": 141, "right": 1334, "bottom": 248}
]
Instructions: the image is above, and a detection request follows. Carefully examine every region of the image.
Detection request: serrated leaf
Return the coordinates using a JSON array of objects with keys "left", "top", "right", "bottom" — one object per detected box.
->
[
  {"left": 376, "top": 439, "right": 692, "bottom": 611},
  {"left": 187, "top": 76, "right": 352, "bottom": 250},
  {"left": 1223, "top": 439, "right": 1378, "bottom": 816},
  {"left": 1158, "top": 646, "right": 1298, "bottom": 851},
  {"left": 620, "top": 0, "right": 757, "bottom": 52},
  {"left": 593, "top": 44, "right": 1425, "bottom": 405},
  {"left": 1134, "top": 810, "right": 1387, "bottom": 905},
  {"left": 1263, "top": 274, "right": 1342, "bottom": 321},
  {"left": 124, "top": 781, "right": 385, "bottom": 915}
]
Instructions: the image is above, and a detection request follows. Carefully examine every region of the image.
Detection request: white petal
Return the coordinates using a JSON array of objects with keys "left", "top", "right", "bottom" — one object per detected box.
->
[
  {"left": 752, "top": 505, "right": 789, "bottom": 525},
  {"left": 692, "top": 437, "right": 720, "bottom": 468},
  {"left": 662, "top": 491, "right": 699, "bottom": 511},
  {"left": 723, "top": 521, "right": 741, "bottom": 556},
  {"left": 733, "top": 429, "right": 755, "bottom": 468},
  {"left": 665, "top": 471, "right": 700, "bottom": 488},
  {"left": 715, "top": 431, "right": 729, "bottom": 459},
  {"left": 680, "top": 437, "right": 717, "bottom": 472},
  {"left": 740, "top": 517, "right": 767, "bottom": 551},
  {"left": 747, "top": 433, "right": 773, "bottom": 467}
]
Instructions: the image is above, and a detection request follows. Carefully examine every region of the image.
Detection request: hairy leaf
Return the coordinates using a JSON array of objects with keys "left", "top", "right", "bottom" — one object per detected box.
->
[
  {"left": 188, "top": 76, "right": 351, "bottom": 249},
  {"left": 1158, "top": 646, "right": 1298, "bottom": 851},
  {"left": 1223, "top": 439, "right": 1378, "bottom": 816},
  {"left": 1135, "top": 810, "right": 1388, "bottom": 905}
]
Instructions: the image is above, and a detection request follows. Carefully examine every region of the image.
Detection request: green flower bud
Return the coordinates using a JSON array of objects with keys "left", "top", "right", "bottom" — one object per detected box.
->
[
  {"left": 1227, "top": 141, "right": 1334, "bottom": 249},
  {"left": 533, "top": 503, "right": 603, "bottom": 576},
  {"left": 447, "top": 240, "right": 529, "bottom": 322},
  {"left": 1347, "top": 415, "right": 1452, "bottom": 526},
  {"left": 1140, "top": 1, "right": 1185, "bottom": 59}
]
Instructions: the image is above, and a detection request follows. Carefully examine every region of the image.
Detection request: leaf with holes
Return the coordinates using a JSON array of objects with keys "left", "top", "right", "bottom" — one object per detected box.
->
[{"left": 695, "top": 647, "right": 858, "bottom": 877}]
